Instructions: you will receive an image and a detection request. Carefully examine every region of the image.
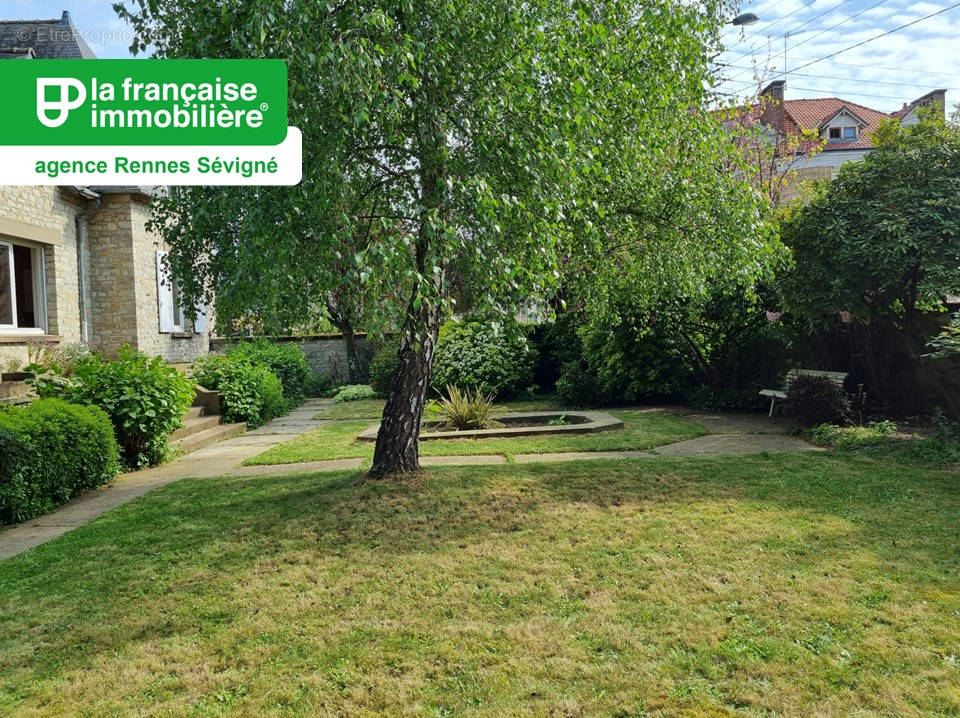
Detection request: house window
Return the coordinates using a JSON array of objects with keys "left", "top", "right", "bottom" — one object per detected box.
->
[
  {"left": 0, "top": 239, "right": 46, "bottom": 333},
  {"left": 170, "top": 276, "right": 185, "bottom": 331},
  {"left": 156, "top": 249, "right": 206, "bottom": 334},
  {"left": 843, "top": 126, "right": 857, "bottom": 140},
  {"left": 828, "top": 127, "right": 841, "bottom": 140}
]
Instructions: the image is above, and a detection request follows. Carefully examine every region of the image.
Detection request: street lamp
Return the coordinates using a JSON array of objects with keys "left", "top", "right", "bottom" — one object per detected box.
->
[{"left": 729, "top": 12, "right": 759, "bottom": 26}]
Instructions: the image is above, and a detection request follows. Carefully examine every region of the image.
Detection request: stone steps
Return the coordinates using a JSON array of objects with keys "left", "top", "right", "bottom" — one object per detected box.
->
[
  {"left": 171, "top": 421, "right": 247, "bottom": 454},
  {"left": 170, "top": 414, "right": 221, "bottom": 440},
  {"left": 169, "top": 387, "right": 246, "bottom": 455}
]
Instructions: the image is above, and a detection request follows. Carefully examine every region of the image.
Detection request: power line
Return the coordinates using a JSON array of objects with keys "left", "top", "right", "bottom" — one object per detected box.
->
[
  {"left": 720, "top": 0, "right": 817, "bottom": 67},
  {"left": 723, "top": 63, "right": 960, "bottom": 91},
  {"left": 724, "top": 0, "right": 892, "bottom": 84},
  {"left": 790, "top": 2, "right": 960, "bottom": 74},
  {"left": 787, "top": 55, "right": 960, "bottom": 78},
  {"left": 721, "top": 76, "right": 940, "bottom": 103},
  {"left": 782, "top": 0, "right": 860, "bottom": 41},
  {"left": 785, "top": 0, "right": 892, "bottom": 53}
]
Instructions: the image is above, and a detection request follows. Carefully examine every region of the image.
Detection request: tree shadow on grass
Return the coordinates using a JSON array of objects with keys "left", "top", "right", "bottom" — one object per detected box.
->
[{"left": 1, "top": 452, "right": 957, "bottom": 689}]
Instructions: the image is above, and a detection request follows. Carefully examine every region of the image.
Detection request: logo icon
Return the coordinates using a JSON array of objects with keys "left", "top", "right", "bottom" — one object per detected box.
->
[{"left": 36, "top": 78, "right": 86, "bottom": 128}]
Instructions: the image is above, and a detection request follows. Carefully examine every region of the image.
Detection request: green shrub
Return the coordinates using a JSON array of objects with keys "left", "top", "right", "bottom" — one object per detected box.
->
[
  {"left": 227, "top": 340, "right": 315, "bottom": 404},
  {"left": 192, "top": 354, "right": 287, "bottom": 427},
  {"left": 369, "top": 338, "right": 400, "bottom": 398},
  {"left": 786, "top": 375, "right": 850, "bottom": 427},
  {"left": 334, "top": 384, "right": 377, "bottom": 403},
  {"left": 684, "top": 385, "right": 768, "bottom": 413},
  {"left": 556, "top": 358, "right": 608, "bottom": 407},
  {"left": 809, "top": 420, "right": 899, "bottom": 449},
  {"left": 426, "top": 385, "right": 500, "bottom": 430},
  {"left": 30, "top": 346, "right": 195, "bottom": 468},
  {"left": 432, "top": 320, "right": 537, "bottom": 398},
  {"left": 305, "top": 369, "right": 333, "bottom": 397},
  {"left": 0, "top": 399, "right": 120, "bottom": 524}
]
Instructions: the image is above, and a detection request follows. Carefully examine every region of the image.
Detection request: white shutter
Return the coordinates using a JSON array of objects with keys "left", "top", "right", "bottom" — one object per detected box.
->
[
  {"left": 194, "top": 300, "right": 208, "bottom": 333},
  {"left": 156, "top": 250, "right": 174, "bottom": 332}
]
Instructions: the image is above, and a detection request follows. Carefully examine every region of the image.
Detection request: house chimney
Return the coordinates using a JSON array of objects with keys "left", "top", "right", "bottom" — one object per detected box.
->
[{"left": 760, "top": 80, "right": 785, "bottom": 131}]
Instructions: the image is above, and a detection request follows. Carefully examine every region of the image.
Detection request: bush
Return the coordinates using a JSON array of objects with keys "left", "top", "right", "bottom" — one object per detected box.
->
[
  {"left": 369, "top": 338, "right": 400, "bottom": 398},
  {"left": 427, "top": 385, "right": 500, "bottom": 430},
  {"left": 786, "top": 374, "right": 850, "bottom": 427},
  {"left": 683, "top": 385, "right": 769, "bottom": 413},
  {"left": 432, "top": 320, "right": 537, "bottom": 398},
  {"left": 227, "top": 340, "right": 315, "bottom": 404},
  {"left": 556, "top": 358, "right": 608, "bottom": 407},
  {"left": 334, "top": 384, "right": 377, "bottom": 403},
  {"left": 0, "top": 399, "right": 120, "bottom": 524},
  {"left": 192, "top": 354, "right": 287, "bottom": 427},
  {"left": 30, "top": 346, "right": 195, "bottom": 468}
]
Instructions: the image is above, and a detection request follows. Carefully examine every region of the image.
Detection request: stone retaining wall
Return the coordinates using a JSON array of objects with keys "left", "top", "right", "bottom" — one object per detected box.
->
[{"left": 210, "top": 334, "right": 373, "bottom": 384}]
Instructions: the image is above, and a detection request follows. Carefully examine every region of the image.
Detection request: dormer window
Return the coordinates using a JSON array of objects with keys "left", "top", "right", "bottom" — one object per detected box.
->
[{"left": 827, "top": 126, "right": 858, "bottom": 142}]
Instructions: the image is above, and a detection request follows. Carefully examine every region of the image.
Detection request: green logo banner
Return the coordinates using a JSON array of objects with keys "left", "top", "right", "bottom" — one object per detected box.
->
[{"left": 5, "top": 59, "right": 287, "bottom": 146}]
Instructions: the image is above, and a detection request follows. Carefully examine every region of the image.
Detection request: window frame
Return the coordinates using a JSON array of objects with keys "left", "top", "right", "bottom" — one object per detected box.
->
[
  {"left": 0, "top": 238, "right": 47, "bottom": 334},
  {"left": 828, "top": 127, "right": 842, "bottom": 140},
  {"left": 842, "top": 126, "right": 857, "bottom": 140}
]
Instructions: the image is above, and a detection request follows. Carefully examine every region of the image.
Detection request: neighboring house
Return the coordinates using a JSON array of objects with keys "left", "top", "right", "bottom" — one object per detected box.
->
[
  {"left": 0, "top": 11, "right": 210, "bottom": 368},
  {"left": 758, "top": 80, "right": 947, "bottom": 174}
]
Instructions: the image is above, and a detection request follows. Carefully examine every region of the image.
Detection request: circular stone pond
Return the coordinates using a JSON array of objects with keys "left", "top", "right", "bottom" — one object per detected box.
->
[{"left": 356, "top": 411, "right": 624, "bottom": 442}]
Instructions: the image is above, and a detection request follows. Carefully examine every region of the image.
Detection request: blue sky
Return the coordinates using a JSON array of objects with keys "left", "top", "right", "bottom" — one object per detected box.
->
[
  {"left": 717, "top": 0, "right": 960, "bottom": 111},
  {"left": 10, "top": 0, "right": 960, "bottom": 112}
]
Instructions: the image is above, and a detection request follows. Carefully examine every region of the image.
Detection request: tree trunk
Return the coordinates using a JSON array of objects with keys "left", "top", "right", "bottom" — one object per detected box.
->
[
  {"left": 369, "top": 303, "right": 441, "bottom": 477},
  {"left": 341, "top": 325, "right": 362, "bottom": 384},
  {"left": 370, "top": 64, "right": 446, "bottom": 477}
]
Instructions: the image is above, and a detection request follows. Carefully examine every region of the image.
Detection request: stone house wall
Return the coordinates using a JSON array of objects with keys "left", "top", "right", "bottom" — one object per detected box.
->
[
  {"left": 0, "top": 185, "right": 210, "bottom": 370},
  {"left": 0, "top": 185, "right": 84, "bottom": 367}
]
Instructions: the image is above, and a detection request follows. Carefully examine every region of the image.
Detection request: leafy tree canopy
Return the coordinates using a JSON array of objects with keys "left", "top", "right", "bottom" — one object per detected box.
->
[
  {"left": 779, "top": 111, "right": 960, "bottom": 328},
  {"left": 117, "top": 0, "right": 778, "bottom": 473}
]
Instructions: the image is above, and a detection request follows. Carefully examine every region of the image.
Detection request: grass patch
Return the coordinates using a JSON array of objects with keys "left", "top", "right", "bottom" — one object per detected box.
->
[
  {"left": 1, "top": 454, "right": 958, "bottom": 715},
  {"left": 247, "top": 409, "right": 704, "bottom": 465},
  {"left": 313, "top": 394, "right": 566, "bottom": 421},
  {"left": 809, "top": 422, "right": 960, "bottom": 467}
]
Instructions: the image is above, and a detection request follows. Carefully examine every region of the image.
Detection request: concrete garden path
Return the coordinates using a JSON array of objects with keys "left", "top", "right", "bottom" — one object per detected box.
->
[
  {"left": 0, "top": 398, "right": 335, "bottom": 561},
  {"left": 0, "top": 404, "right": 819, "bottom": 561}
]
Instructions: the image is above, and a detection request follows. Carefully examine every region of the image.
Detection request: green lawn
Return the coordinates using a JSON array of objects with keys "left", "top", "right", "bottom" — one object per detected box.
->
[
  {"left": 1, "top": 453, "right": 958, "bottom": 716},
  {"left": 248, "top": 409, "right": 704, "bottom": 465},
  {"left": 313, "top": 394, "right": 566, "bottom": 421}
]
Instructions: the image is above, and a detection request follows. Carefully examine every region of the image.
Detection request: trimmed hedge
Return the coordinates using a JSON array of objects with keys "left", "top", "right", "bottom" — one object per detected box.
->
[
  {"left": 432, "top": 320, "right": 537, "bottom": 398},
  {"left": 0, "top": 399, "right": 120, "bottom": 524},
  {"left": 192, "top": 354, "right": 287, "bottom": 427}
]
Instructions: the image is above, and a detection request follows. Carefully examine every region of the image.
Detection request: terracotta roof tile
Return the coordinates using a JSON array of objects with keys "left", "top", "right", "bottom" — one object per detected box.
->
[{"left": 782, "top": 97, "right": 892, "bottom": 150}]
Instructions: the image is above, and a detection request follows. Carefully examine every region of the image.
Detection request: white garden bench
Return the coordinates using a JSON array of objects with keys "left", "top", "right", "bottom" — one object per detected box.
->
[{"left": 759, "top": 368, "right": 849, "bottom": 417}]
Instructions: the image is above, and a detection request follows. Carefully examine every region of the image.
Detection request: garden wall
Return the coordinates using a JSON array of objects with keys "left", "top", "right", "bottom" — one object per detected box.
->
[{"left": 209, "top": 334, "right": 372, "bottom": 384}]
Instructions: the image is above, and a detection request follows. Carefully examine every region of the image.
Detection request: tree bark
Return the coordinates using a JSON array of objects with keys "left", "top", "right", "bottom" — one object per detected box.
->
[
  {"left": 341, "top": 328, "right": 362, "bottom": 384},
  {"left": 369, "top": 302, "right": 441, "bottom": 476},
  {"left": 370, "top": 59, "right": 446, "bottom": 477}
]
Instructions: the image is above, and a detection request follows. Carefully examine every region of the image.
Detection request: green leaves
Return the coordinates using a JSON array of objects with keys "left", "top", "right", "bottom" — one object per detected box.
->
[
  {"left": 30, "top": 345, "right": 196, "bottom": 469},
  {"left": 780, "top": 113, "right": 960, "bottom": 327}
]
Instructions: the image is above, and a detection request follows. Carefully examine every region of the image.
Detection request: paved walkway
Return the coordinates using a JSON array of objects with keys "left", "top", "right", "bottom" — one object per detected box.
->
[
  {"left": 0, "top": 404, "right": 818, "bottom": 561},
  {"left": 0, "top": 398, "right": 334, "bottom": 561}
]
